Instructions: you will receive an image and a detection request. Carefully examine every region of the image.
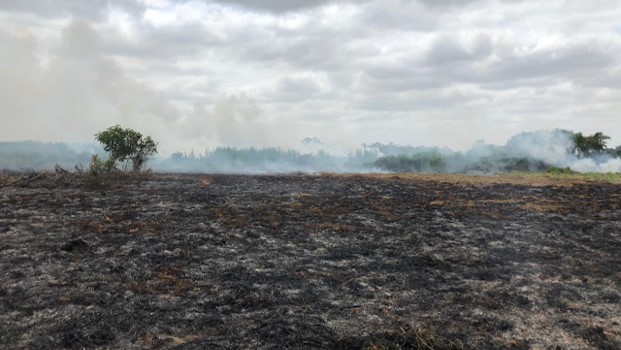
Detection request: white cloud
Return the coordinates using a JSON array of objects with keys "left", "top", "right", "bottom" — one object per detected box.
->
[{"left": 1, "top": 0, "right": 621, "bottom": 153}]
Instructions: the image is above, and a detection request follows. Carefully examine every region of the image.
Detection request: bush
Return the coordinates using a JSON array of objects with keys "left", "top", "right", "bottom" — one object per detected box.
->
[
  {"left": 83, "top": 155, "right": 114, "bottom": 189},
  {"left": 374, "top": 152, "right": 446, "bottom": 173},
  {"left": 84, "top": 125, "right": 156, "bottom": 189},
  {"left": 546, "top": 166, "right": 576, "bottom": 175},
  {"left": 501, "top": 157, "right": 549, "bottom": 172},
  {"left": 82, "top": 154, "right": 151, "bottom": 190},
  {"left": 95, "top": 125, "right": 157, "bottom": 172}
]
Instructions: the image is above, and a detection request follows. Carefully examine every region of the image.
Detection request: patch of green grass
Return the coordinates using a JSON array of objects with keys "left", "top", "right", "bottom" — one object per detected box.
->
[
  {"left": 507, "top": 171, "right": 621, "bottom": 184},
  {"left": 547, "top": 171, "right": 621, "bottom": 184},
  {"left": 546, "top": 166, "right": 576, "bottom": 175}
]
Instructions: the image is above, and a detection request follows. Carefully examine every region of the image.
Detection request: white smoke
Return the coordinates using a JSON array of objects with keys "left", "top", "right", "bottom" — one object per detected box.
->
[
  {"left": 504, "top": 130, "right": 621, "bottom": 173},
  {"left": 571, "top": 157, "right": 621, "bottom": 173},
  {"left": 0, "top": 20, "right": 309, "bottom": 156},
  {"left": 0, "top": 20, "right": 184, "bottom": 154},
  {"left": 187, "top": 94, "right": 300, "bottom": 149},
  {"left": 505, "top": 130, "right": 574, "bottom": 166}
]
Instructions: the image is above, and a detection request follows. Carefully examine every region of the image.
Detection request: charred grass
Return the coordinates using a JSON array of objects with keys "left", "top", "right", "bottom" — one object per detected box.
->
[{"left": 1, "top": 173, "right": 620, "bottom": 349}]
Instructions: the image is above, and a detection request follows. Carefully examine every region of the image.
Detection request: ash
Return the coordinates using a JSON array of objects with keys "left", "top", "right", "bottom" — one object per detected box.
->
[{"left": 1, "top": 174, "right": 620, "bottom": 349}]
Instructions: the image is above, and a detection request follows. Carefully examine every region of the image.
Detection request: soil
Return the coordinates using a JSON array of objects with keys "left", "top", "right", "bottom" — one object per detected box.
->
[{"left": 1, "top": 173, "right": 620, "bottom": 349}]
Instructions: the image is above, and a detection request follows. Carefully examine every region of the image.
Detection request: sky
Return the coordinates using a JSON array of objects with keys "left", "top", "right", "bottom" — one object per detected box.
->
[{"left": 1, "top": 0, "right": 621, "bottom": 155}]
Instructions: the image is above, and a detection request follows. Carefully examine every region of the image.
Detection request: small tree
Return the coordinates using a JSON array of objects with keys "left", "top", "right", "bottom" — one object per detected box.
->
[
  {"left": 568, "top": 131, "right": 611, "bottom": 157},
  {"left": 95, "top": 125, "right": 157, "bottom": 171}
]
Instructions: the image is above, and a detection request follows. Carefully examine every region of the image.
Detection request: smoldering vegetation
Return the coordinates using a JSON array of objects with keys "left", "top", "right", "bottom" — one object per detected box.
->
[
  {"left": 1, "top": 129, "right": 620, "bottom": 173},
  {"left": 1, "top": 173, "right": 620, "bottom": 349}
]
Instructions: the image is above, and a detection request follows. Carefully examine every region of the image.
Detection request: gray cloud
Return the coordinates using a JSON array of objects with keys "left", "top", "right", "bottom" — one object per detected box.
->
[
  {"left": 2, "top": 0, "right": 621, "bottom": 152},
  {"left": 359, "top": 33, "right": 621, "bottom": 95},
  {"left": 215, "top": 0, "right": 333, "bottom": 13},
  {"left": 271, "top": 75, "right": 323, "bottom": 102},
  {"left": 483, "top": 41, "right": 620, "bottom": 84},
  {"left": 0, "top": 0, "right": 143, "bottom": 19},
  {"left": 424, "top": 33, "right": 493, "bottom": 66}
]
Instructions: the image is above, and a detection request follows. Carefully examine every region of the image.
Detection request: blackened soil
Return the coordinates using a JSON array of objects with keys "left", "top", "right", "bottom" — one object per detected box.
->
[{"left": 1, "top": 174, "right": 620, "bottom": 349}]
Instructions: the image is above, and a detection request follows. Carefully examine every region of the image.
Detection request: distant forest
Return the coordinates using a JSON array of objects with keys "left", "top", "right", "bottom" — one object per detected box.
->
[
  {"left": 0, "top": 141, "right": 97, "bottom": 171},
  {"left": 1, "top": 130, "right": 620, "bottom": 173}
]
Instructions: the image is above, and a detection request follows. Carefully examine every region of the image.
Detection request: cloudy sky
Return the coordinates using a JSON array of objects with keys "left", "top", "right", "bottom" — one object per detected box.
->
[{"left": 1, "top": 0, "right": 621, "bottom": 155}]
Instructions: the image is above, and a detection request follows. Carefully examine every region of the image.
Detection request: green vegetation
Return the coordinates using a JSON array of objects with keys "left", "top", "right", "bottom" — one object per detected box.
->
[
  {"left": 165, "top": 146, "right": 379, "bottom": 172},
  {"left": 546, "top": 166, "right": 576, "bottom": 175},
  {"left": 506, "top": 171, "right": 621, "bottom": 184},
  {"left": 1, "top": 129, "right": 620, "bottom": 175},
  {"left": 371, "top": 130, "right": 620, "bottom": 174},
  {"left": 82, "top": 154, "right": 116, "bottom": 189},
  {"left": 83, "top": 126, "right": 157, "bottom": 189},
  {"left": 373, "top": 152, "right": 446, "bottom": 173},
  {"left": 95, "top": 125, "right": 157, "bottom": 172},
  {"left": 463, "top": 156, "right": 549, "bottom": 173},
  {"left": 545, "top": 172, "right": 621, "bottom": 183},
  {"left": 564, "top": 130, "right": 612, "bottom": 157}
]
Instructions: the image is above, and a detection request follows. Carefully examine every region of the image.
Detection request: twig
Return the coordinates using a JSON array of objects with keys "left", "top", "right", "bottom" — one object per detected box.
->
[
  {"left": 18, "top": 172, "right": 49, "bottom": 187},
  {"left": 1, "top": 174, "right": 26, "bottom": 188},
  {"left": 340, "top": 277, "right": 357, "bottom": 288},
  {"left": 101, "top": 208, "right": 115, "bottom": 224},
  {"left": 50, "top": 173, "right": 66, "bottom": 186}
]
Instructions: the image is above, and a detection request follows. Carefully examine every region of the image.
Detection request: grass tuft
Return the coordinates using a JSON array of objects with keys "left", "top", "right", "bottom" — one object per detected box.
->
[{"left": 354, "top": 326, "right": 464, "bottom": 350}]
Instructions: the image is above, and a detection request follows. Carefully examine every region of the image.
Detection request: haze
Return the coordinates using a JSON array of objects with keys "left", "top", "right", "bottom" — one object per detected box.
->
[{"left": 1, "top": 0, "right": 621, "bottom": 155}]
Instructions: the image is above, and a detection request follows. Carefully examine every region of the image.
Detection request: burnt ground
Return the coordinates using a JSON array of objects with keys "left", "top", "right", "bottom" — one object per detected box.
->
[{"left": 1, "top": 173, "right": 620, "bottom": 349}]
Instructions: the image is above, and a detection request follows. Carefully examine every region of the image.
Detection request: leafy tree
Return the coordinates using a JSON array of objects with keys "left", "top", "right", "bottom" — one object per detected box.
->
[
  {"left": 568, "top": 131, "right": 610, "bottom": 157},
  {"left": 95, "top": 125, "right": 157, "bottom": 171}
]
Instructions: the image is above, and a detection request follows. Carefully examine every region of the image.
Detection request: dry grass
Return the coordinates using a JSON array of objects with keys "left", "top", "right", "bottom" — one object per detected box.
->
[
  {"left": 0, "top": 171, "right": 20, "bottom": 186},
  {"left": 200, "top": 177, "right": 211, "bottom": 188},
  {"left": 157, "top": 266, "right": 195, "bottom": 295},
  {"left": 431, "top": 195, "right": 571, "bottom": 215},
  {"left": 361, "top": 327, "right": 464, "bottom": 350},
  {"left": 322, "top": 172, "right": 621, "bottom": 186},
  {"left": 142, "top": 332, "right": 202, "bottom": 347},
  {"left": 314, "top": 222, "right": 356, "bottom": 232},
  {"left": 521, "top": 201, "right": 570, "bottom": 213},
  {"left": 125, "top": 221, "right": 163, "bottom": 234}
]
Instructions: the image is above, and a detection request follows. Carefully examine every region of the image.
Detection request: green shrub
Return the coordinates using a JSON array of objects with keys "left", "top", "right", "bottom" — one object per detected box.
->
[
  {"left": 95, "top": 125, "right": 157, "bottom": 172},
  {"left": 546, "top": 166, "right": 576, "bottom": 175},
  {"left": 374, "top": 152, "right": 446, "bottom": 173},
  {"left": 83, "top": 155, "right": 113, "bottom": 189}
]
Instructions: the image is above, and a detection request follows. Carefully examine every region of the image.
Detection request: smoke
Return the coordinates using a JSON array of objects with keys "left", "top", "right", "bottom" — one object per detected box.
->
[
  {"left": 0, "top": 21, "right": 184, "bottom": 153},
  {"left": 187, "top": 95, "right": 301, "bottom": 149},
  {"left": 0, "top": 21, "right": 619, "bottom": 173},
  {"left": 1, "top": 129, "right": 620, "bottom": 173},
  {"left": 0, "top": 19, "right": 307, "bottom": 156},
  {"left": 504, "top": 130, "right": 573, "bottom": 166},
  {"left": 571, "top": 157, "right": 621, "bottom": 173},
  {"left": 503, "top": 130, "right": 621, "bottom": 173},
  {"left": 149, "top": 129, "right": 621, "bottom": 173}
]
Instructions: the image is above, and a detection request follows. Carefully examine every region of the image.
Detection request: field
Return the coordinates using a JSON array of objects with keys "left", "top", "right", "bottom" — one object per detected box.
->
[{"left": 1, "top": 173, "right": 621, "bottom": 349}]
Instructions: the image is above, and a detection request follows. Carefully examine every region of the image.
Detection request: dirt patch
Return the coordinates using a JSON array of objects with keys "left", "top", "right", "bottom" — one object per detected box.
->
[{"left": 1, "top": 173, "right": 620, "bottom": 349}]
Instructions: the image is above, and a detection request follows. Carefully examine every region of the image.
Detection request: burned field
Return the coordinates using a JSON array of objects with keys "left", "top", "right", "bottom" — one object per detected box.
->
[{"left": 1, "top": 174, "right": 620, "bottom": 349}]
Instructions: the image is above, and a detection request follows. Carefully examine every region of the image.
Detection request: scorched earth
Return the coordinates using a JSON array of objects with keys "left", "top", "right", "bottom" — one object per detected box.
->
[{"left": 0, "top": 173, "right": 620, "bottom": 349}]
